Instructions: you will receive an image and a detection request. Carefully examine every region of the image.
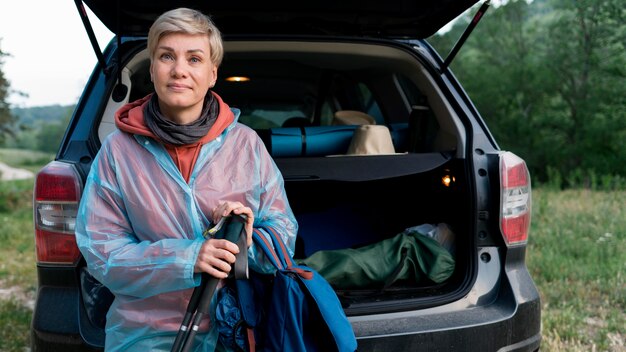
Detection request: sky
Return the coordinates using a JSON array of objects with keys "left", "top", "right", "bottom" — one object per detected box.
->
[{"left": 0, "top": 1, "right": 113, "bottom": 107}]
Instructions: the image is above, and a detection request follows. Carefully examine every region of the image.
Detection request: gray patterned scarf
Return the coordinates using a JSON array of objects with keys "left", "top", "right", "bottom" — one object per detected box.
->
[{"left": 144, "top": 92, "right": 219, "bottom": 146}]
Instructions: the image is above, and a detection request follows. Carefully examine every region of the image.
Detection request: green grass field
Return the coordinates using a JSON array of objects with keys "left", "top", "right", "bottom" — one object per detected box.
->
[
  {"left": 0, "top": 178, "right": 37, "bottom": 351},
  {"left": 0, "top": 150, "right": 45, "bottom": 351},
  {"left": 528, "top": 189, "right": 625, "bottom": 351},
  {"left": 0, "top": 157, "right": 623, "bottom": 351}
]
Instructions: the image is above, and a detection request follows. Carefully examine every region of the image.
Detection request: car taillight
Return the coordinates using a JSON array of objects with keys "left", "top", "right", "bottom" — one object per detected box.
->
[
  {"left": 499, "top": 152, "right": 531, "bottom": 246},
  {"left": 34, "top": 161, "right": 83, "bottom": 265}
]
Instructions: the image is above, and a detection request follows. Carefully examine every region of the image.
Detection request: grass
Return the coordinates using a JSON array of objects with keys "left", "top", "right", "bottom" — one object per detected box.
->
[
  {"left": 0, "top": 161, "right": 623, "bottom": 351},
  {"left": 0, "top": 179, "right": 37, "bottom": 352},
  {"left": 0, "top": 299, "right": 33, "bottom": 352},
  {"left": 528, "top": 188, "right": 625, "bottom": 351},
  {"left": 0, "top": 154, "right": 47, "bottom": 352}
]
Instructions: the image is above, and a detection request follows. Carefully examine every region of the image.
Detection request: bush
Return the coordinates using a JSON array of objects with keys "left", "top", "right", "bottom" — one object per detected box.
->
[
  {"left": 544, "top": 166, "right": 563, "bottom": 190},
  {"left": 0, "top": 179, "right": 33, "bottom": 213},
  {"left": 541, "top": 168, "right": 626, "bottom": 191}
]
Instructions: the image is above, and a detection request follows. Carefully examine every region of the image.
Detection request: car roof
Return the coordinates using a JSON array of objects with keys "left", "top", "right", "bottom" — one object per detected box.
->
[{"left": 83, "top": 0, "right": 479, "bottom": 39}]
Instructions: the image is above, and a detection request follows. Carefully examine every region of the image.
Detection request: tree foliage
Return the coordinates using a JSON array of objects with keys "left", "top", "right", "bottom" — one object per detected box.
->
[
  {"left": 35, "top": 113, "right": 71, "bottom": 153},
  {"left": 0, "top": 40, "right": 17, "bottom": 145},
  {"left": 9, "top": 105, "right": 73, "bottom": 153},
  {"left": 429, "top": 0, "right": 626, "bottom": 186}
]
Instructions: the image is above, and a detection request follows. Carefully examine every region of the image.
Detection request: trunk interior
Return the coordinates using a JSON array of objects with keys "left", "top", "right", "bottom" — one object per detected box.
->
[{"left": 279, "top": 154, "right": 471, "bottom": 313}]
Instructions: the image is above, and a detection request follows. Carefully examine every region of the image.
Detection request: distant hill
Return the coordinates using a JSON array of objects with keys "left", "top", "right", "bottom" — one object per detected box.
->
[{"left": 12, "top": 104, "right": 75, "bottom": 127}]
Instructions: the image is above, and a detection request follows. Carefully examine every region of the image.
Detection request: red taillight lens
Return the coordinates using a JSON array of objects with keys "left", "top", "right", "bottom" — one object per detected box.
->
[
  {"left": 500, "top": 152, "right": 531, "bottom": 246},
  {"left": 34, "top": 161, "right": 83, "bottom": 265}
]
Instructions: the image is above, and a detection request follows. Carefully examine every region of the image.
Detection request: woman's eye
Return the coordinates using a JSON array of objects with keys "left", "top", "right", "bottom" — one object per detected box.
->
[
  {"left": 160, "top": 53, "right": 173, "bottom": 61},
  {"left": 190, "top": 57, "right": 201, "bottom": 63}
]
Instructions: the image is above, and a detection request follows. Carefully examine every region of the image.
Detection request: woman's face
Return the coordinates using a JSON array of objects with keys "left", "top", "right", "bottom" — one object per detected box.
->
[{"left": 150, "top": 32, "right": 217, "bottom": 124}]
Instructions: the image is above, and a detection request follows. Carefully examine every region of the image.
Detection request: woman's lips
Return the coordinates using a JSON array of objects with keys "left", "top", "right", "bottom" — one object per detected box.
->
[{"left": 167, "top": 83, "right": 191, "bottom": 91}]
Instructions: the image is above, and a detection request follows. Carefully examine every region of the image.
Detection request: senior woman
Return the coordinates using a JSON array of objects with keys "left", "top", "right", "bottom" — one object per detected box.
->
[{"left": 75, "top": 7, "right": 297, "bottom": 351}]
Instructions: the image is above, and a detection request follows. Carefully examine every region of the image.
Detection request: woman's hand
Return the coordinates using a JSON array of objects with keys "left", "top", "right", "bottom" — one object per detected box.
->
[
  {"left": 194, "top": 239, "right": 239, "bottom": 278},
  {"left": 195, "top": 201, "right": 253, "bottom": 278},
  {"left": 212, "top": 201, "right": 254, "bottom": 247}
]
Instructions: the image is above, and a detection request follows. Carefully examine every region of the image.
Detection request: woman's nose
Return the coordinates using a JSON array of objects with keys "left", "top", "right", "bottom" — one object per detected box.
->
[{"left": 170, "top": 59, "right": 188, "bottom": 78}]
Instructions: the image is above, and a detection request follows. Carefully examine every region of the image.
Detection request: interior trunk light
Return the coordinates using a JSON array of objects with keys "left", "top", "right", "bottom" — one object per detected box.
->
[
  {"left": 225, "top": 76, "right": 250, "bottom": 82},
  {"left": 441, "top": 174, "right": 455, "bottom": 187},
  {"left": 499, "top": 152, "right": 531, "bottom": 246}
]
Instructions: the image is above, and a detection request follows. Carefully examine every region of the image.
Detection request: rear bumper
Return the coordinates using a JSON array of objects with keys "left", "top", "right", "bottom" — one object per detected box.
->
[
  {"left": 31, "top": 286, "right": 102, "bottom": 352},
  {"left": 31, "top": 265, "right": 105, "bottom": 352},
  {"left": 354, "top": 299, "right": 541, "bottom": 351}
]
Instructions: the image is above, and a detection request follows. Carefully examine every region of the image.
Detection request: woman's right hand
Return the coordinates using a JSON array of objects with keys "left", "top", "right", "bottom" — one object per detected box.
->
[
  {"left": 212, "top": 201, "right": 254, "bottom": 247},
  {"left": 194, "top": 238, "right": 240, "bottom": 278}
]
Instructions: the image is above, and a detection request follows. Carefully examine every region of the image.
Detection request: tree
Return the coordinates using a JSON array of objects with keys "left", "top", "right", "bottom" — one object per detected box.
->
[
  {"left": 431, "top": 1, "right": 555, "bottom": 178},
  {"left": 35, "top": 108, "right": 72, "bottom": 153},
  {"left": 0, "top": 40, "right": 17, "bottom": 145},
  {"left": 541, "top": 0, "right": 626, "bottom": 180},
  {"left": 429, "top": 0, "right": 626, "bottom": 185}
]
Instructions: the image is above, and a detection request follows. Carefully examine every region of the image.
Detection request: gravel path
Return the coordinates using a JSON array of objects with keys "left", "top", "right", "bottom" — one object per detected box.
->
[{"left": 0, "top": 162, "right": 34, "bottom": 181}]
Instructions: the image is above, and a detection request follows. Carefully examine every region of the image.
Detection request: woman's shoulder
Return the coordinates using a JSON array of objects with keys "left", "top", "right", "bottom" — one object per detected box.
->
[
  {"left": 100, "top": 129, "right": 143, "bottom": 153},
  {"left": 233, "top": 121, "right": 256, "bottom": 134},
  {"left": 224, "top": 122, "right": 269, "bottom": 153},
  {"left": 224, "top": 117, "right": 258, "bottom": 139},
  {"left": 101, "top": 129, "right": 132, "bottom": 144}
]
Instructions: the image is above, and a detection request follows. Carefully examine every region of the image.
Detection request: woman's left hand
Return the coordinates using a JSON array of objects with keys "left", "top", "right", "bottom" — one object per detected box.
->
[{"left": 212, "top": 201, "right": 254, "bottom": 247}]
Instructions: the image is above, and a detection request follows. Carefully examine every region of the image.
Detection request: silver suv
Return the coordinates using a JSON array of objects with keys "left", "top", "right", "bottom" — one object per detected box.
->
[{"left": 31, "top": 1, "right": 541, "bottom": 350}]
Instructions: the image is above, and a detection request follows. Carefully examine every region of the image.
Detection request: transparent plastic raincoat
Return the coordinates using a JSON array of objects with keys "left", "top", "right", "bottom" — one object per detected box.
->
[{"left": 75, "top": 98, "right": 297, "bottom": 351}]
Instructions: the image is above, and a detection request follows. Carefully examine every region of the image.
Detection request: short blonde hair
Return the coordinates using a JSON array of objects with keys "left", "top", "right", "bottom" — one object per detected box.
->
[{"left": 147, "top": 8, "right": 224, "bottom": 67}]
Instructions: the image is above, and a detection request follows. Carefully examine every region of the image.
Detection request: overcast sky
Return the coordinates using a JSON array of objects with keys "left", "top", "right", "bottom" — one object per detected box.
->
[{"left": 0, "top": 1, "right": 113, "bottom": 107}]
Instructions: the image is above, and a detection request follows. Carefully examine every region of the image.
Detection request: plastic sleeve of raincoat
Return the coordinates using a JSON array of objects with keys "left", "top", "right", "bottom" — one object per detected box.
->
[
  {"left": 75, "top": 141, "right": 202, "bottom": 299},
  {"left": 246, "top": 136, "right": 298, "bottom": 274}
]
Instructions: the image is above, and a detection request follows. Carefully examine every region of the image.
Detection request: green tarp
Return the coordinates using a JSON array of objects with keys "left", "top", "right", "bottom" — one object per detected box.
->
[{"left": 299, "top": 231, "right": 455, "bottom": 290}]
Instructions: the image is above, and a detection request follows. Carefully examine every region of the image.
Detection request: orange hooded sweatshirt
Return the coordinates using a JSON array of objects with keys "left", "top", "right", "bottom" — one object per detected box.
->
[{"left": 115, "top": 92, "right": 235, "bottom": 183}]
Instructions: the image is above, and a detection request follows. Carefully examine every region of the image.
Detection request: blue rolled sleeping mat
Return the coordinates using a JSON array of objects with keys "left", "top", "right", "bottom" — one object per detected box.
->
[{"left": 267, "top": 125, "right": 359, "bottom": 157}]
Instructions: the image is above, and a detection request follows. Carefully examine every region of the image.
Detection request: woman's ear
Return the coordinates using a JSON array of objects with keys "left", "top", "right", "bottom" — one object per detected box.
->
[
  {"left": 149, "top": 63, "right": 154, "bottom": 82},
  {"left": 211, "top": 67, "right": 218, "bottom": 87}
]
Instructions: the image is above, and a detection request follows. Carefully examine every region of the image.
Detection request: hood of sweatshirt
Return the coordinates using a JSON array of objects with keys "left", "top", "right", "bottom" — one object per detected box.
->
[
  {"left": 114, "top": 91, "right": 235, "bottom": 145},
  {"left": 114, "top": 91, "right": 236, "bottom": 183}
]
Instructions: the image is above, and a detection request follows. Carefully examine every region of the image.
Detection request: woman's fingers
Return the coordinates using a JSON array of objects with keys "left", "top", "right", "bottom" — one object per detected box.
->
[
  {"left": 231, "top": 206, "right": 254, "bottom": 246},
  {"left": 195, "top": 261, "right": 230, "bottom": 279},
  {"left": 194, "top": 239, "right": 240, "bottom": 278},
  {"left": 213, "top": 201, "right": 242, "bottom": 219},
  {"left": 213, "top": 201, "right": 254, "bottom": 247}
]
